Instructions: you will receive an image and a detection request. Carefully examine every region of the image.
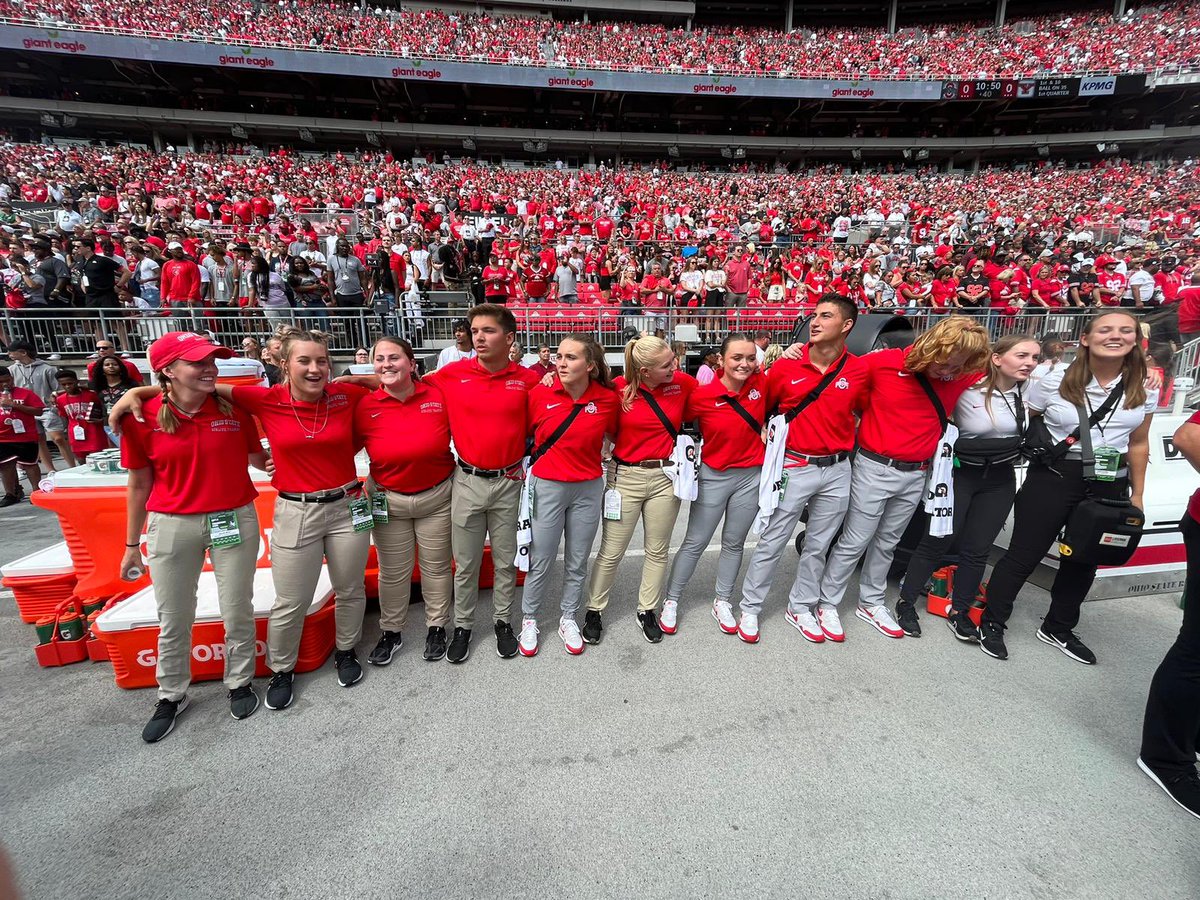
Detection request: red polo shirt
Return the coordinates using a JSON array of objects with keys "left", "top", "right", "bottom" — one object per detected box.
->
[
  {"left": 0, "top": 386, "right": 43, "bottom": 441},
  {"left": 766, "top": 346, "right": 866, "bottom": 458},
  {"left": 120, "top": 395, "right": 259, "bottom": 515},
  {"left": 685, "top": 372, "right": 767, "bottom": 470},
  {"left": 527, "top": 378, "right": 620, "bottom": 482},
  {"left": 355, "top": 383, "right": 453, "bottom": 493},
  {"left": 427, "top": 358, "right": 540, "bottom": 469},
  {"left": 231, "top": 383, "right": 367, "bottom": 493},
  {"left": 857, "top": 347, "right": 980, "bottom": 463},
  {"left": 611, "top": 371, "right": 698, "bottom": 463}
]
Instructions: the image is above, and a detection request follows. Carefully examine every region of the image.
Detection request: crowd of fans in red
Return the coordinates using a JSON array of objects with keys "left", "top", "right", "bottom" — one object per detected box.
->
[
  {"left": 2, "top": 144, "right": 1199, "bottom": 346},
  {"left": 6, "top": 0, "right": 1199, "bottom": 79}
]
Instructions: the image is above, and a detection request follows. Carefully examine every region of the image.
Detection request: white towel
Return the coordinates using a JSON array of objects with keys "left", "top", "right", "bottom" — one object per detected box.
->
[
  {"left": 924, "top": 424, "right": 959, "bottom": 538},
  {"left": 754, "top": 413, "right": 789, "bottom": 534},
  {"left": 514, "top": 458, "right": 533, "bottom": 572},
  {"left": 666, "top": 434, "right": 700, "bottom": 501}
]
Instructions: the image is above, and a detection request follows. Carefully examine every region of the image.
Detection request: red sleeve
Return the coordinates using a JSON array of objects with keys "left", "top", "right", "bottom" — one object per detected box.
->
[
  {"left": 124, "top": 359, "right": 144, "bottom": 384},
  {"left": 159, "top": 262, "right": 173, "bottom": 299},
  {"left": 229, "top": 384, "right": 274, "bottom": 413},
  {"left": 238, "top": 408, "right": 261, "bottom": 454},
  {"left": 19, "top": 388, "right": 43, "bottom": 414},
  {"left": 119, "top": 416, "right": 149, "bottom": 469}
]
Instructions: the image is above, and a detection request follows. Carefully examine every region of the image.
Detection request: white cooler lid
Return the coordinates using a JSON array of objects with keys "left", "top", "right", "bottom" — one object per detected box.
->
[
  {"left": 95, "top": 566, "right": 333, "bottom": 632},
  {"left": 0, "top": 541, "right": 74, "bottom": 578}
]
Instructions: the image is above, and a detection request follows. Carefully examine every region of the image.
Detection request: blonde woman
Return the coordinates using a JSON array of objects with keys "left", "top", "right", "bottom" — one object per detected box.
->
[
  {"left": 118, "top": 332, "right": 266, "bottom": 743},
  {"left": 581, "top": 335, "right": 698, "bottom": 645}
]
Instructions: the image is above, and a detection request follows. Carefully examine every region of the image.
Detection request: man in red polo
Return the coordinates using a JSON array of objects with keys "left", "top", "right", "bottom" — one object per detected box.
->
[
  {"left": 425, "top": 304, "right": 540, "bottom": 663},
  {"left": 820, "top": 316, "right": 990, "bottom": 640}
]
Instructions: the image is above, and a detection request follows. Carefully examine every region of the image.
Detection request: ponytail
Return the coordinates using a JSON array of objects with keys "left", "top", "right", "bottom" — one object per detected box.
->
[{"left": 622, "top": 335, "right": 671, "bottom": 409}]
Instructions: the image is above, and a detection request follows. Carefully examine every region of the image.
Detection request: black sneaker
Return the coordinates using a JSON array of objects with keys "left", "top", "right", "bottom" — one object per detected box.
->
[
  {"left": 637, "top": 610, "right": 663, "bottom": 643},
  {"left": 265, "top": 671, "right": 294, "bottom": 710},
  {"left": 582, "top": 610, "right": 603, "bottom": 645},
  {"left": 895, "top": 599, "right": 921, "bottom": 637},
  {"left": 447, "top": 627, "right": 472, "bottom": 664},
  {"left": 141, "top": 696, "right": 188, "bottom": 743},
  {"left": 946, "top": 611, "right": 979, "bottom": 643},
  {"left": 495, "top": 620, "right": 519, "bottom": 658},
  {"left": 335, "top": 648, "right": 363, "bottom": 686},
  {"left": 1137, "top": 758, "right": 1200, "bottom": 820},
  {"left": 1036, "top": 627, "right": 1096, "bottom": 665},
  {"left": 0, "top": 494, "right": 18, "bottom": 509},
  {"left": 979, "top": 620, "right": 1008, "bottom": 660},
  {"left": 368, "top": 630, "right": 402, "bottom": 666},
  {"left": 229, "top": 685, "right": 259, "bottom": 720},
  {"left": 423, "top": 626, "right": 447, "bottom": 661}
]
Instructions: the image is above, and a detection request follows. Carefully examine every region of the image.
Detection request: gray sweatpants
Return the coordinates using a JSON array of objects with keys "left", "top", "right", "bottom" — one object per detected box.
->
[
  {"left": 740, "top": 459, "right": 851, "bottom": 616},
  {"left": 666, "top": 464, "right": 760, "bottom": 604},
  {"left": 819, "top": 454, "right": 926, "bottom": 609},
  {"left": 521, "top": 475, "right": 603, "bottom": 620}
]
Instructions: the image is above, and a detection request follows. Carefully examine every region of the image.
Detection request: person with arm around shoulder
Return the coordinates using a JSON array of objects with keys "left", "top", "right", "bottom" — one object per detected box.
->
[
  {"left": 976, "top": 311, "right": 1157, "bottom": 664},
  {"left": 118, "top": 332, "right": 267, "bottom": 743}
]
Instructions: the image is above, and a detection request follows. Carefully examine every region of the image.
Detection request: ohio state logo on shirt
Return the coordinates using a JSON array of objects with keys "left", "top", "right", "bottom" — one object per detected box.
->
[
  {"left": 209, "top": 418, "right": 243, "bottom": 432},
  {"left": 585, "top": 402, "right": 597, "bottom": 414},
  {"left": 420, "top": 401, "right": 444, "bottom": 413},
  {"left": 835, "top": 377, "right": 850, "bottom": 390},
  {"left": 661, "top": 384, "right": 682, "bottom": 396},
  {"left": 748, "top": 389, "right": 762, "bottom": 401},
  {"left": 505, "top": 379, "right": 530, "bottom": 390}
]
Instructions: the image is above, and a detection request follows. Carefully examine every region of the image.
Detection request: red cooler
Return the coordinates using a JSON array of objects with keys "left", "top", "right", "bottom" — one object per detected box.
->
[{"left": 2, "top": 542, "right": 78, "bottom": 623}]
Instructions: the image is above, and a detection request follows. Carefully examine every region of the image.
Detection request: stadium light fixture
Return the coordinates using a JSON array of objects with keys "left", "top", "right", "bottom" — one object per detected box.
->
[
  {"left": 915, "top": 148, "right": 929, "bottom": 161},
  {"left": 462, "top": 138, "right": 476, "bottom": 151},
  {"left": 733, "top": 147, "right": 746, "bottom": 159},
  {"left": 231, "top": 125, "right": 248, "bottom": 139},
  {"left": 40, "top": 113, "right": 59, "bottom": 127},
  {"left": 720, "top": 147, "right": 733, "bottom": 159}
]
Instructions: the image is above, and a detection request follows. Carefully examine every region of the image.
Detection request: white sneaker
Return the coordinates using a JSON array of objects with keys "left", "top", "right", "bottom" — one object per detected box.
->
[
  {"left": 558, "top": 617, "right": 584, "bottom": 655},
  {"left": 737, "top": 612, "right": 760, "bottom": 644},
  {"left": 784, "top": 607, "right": 825, "bottom": 643},
  {"left": 712, "top": 600, "right": 738, "bottom": 634},
  {"left": 518, "top": 617, "right": 539, "bottom": 657},
  {"left": 856, "top": 604, "right": 904, "bottom": 638},
  {"left": 660, "top": 599, "right": 679, "bottom": 635},
  {"left": 817, "top": 604, "right": 845, "bottom": 642}
]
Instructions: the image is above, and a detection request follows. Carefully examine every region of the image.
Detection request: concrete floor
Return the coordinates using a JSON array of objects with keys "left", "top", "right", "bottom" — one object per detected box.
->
[{"left": 0, "top": 500, "right": 1197, "bottom": 900}]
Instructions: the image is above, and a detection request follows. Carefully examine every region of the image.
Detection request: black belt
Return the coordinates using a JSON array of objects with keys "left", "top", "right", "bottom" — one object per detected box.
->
[
  {"left": 784, "top": 449, "right": 851, "bottom": 468},
  {"left": 856, "top": 448, "right": 929, "bottom": 472},
  {"left": 613, "top": 456, "right": 674, "bottom": 469},
  {"left": 457, "top": 460, "right": 523, "bottom": 479},
  {"left": 278, "top": 481, "right": 361, "bottom": 504}
]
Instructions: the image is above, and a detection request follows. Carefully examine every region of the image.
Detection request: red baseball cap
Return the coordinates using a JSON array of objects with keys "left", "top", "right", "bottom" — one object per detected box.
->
[{"left": 149, "top": 332, "right": 233, "bottom": 371}]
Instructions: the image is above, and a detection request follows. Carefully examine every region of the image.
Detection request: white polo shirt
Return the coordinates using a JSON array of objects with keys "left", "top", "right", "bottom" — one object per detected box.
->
[
  {"left": 1026, "top": 368, "right": 1156, "bottom": 454},
  {"left": 954, "top": 383, "right": 1024, "bottom": 440}
]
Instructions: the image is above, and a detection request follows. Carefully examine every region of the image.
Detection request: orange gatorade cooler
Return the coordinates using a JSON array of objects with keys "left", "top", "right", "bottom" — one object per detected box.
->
[
  {"left": 215, "top": 358, "right": 269, "bottom": 388},
  {"left": 92, "top": 566, "right": 336, "bottom": 690},
  {"left": 1, "top": 542, "right": 77, "bottom": 622}
]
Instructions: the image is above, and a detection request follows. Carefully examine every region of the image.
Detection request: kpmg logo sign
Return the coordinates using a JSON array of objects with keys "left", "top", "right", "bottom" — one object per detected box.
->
[{"left": 1079, "top": 77, "right": 1117, "bottom": 96}]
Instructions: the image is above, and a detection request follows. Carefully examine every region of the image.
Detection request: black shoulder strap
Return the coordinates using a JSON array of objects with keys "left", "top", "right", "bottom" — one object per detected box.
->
[
  {"left": 1052, "top": 381, "right": 1124, "bottom": 457},
  {"left": 530, "top": 403, "right": 586, "bottom": 464},
  {"left": 914, "top": 373, "right": 949, "bottom": 432},
  {"left": 723, "top": 395, "right": 762, "bottom": 436},
  {"left": 783, "top": 354, "right": 850, "bottom": 425},
  {"left": 638, "top": 389, "right": 680, "bottom": 440}
]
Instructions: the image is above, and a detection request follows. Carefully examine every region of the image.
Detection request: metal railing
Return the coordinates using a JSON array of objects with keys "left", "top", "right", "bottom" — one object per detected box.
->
[
  {"left": 2, "top": 16, "right": 1196, "bottom": 83},
  {"left": 0, "top": 304, "right": 1168, "bottom": 364}
]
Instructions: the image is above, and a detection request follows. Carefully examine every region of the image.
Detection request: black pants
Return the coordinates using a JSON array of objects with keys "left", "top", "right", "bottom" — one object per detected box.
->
[
  {"left": 899, "top": 462, "right": 1016, "bottom": 613},
  {"left": 982, "top": 459, "right": 1128, "bottom": 634},
  {"left": 1140, "top": 514, "right": 1200, "bottom": 776}
]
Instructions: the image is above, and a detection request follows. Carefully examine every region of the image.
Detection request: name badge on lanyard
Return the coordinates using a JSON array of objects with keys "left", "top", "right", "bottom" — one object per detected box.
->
[
  {"left": 348, "top": 494, "right": 374, "bottom": 532},
  {"left": 1092, "top": 447, "right": 1120, "bottom": 482},
  {"left": 207, "top": 511, "right": 242, "bottom": 547},
  {"left": 603, "top": 488, "right": 622, "bottom": 521},
  {"left": 370, "top": 492, "right": 389, "bottom": 525}
]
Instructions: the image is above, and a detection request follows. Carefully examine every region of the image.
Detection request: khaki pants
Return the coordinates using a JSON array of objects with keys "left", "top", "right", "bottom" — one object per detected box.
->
[
  {"left": 269, "top": 495, "right": 371, "bottom": 671},
  {"left": 145, "top": 503, "right": 259, "bottom": 702},
  {"left": 585, "top": 464, "right": 680, "bottom": 614},
  {"left": 450, "top": 468, "right": 520, "bottom": 629},
  {"left": 373, "top": 478, "right": 453, "bottom": 631}
]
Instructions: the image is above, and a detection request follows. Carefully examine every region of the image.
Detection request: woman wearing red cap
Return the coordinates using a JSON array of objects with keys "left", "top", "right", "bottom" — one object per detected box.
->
[
  {"left": 112, "top": 327, "right": 372, "bottom": 711},
  {"left": 119, "top": 332, "right": 267, "bottom": 743}
]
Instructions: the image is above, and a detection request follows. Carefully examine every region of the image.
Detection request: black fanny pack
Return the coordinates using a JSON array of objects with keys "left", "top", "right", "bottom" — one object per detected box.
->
[{"left": 954, "top": 436, "right": 1024, "bottom": 467}]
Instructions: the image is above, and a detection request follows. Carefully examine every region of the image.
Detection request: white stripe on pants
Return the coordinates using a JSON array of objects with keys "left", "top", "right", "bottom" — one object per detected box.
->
[
  {"left": 521, "top": 475, "right": 603, "bottom": 620},
  {"left": 819, "top": 454, "right": 926, "bottom": 609},
  {"left": 145, "top": 503, "right": 259, "bottom": 702},
  {"left": 585, "top": 464, "right": 680, "bottom": 613},
  {"left": 740, "top": 458, "right": 851, "bottom": 615},
  {"left": 665, "top": 463, "right": 760, "bottom": 604},
  {"left": 268, "top": 495, "right": 371, "bottom": 670}
]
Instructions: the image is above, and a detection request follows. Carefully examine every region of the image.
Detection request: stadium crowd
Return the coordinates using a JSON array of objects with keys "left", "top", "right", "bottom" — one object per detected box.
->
[{"left": 4, "top": 0, "right": 1199, "bottom": 79}]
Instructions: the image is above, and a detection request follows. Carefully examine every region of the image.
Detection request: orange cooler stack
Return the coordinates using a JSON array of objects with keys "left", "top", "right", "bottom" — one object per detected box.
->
[{"left": 2, "top": 542, "right": 77, "bottom": 622}]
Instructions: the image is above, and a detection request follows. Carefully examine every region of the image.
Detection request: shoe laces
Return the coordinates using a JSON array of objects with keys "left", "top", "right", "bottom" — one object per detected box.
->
[
  {"left": 560, "top": 618, "right": 580, "bottom": 639},
  {"left": 269, "top": 671, "right": 291, "bottom": 688},
  {"left": 153, "top": 698, "right": 178, "bottom": 716},
  {"left": 521, "top": 618, "right": 539, "bottom": 638},
  {"left": 230, "top": 685, "right": 252, "bottom": 699},
  {"left": 642, "top": 609, "right": 658, "bottom": 625},
  {"left": 335, "top": 649, "right": 356, "bottom": 665}
]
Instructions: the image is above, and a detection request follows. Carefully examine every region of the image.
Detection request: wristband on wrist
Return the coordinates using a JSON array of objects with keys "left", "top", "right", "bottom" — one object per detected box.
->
[{"left": 125, "top": 543, "right": 140, "bottom": 548}]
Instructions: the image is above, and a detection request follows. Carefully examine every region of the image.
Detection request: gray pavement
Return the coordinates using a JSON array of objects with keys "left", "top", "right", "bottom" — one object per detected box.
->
[{"left": 0, "top": 500, "right": 1197, "bottom": 900}]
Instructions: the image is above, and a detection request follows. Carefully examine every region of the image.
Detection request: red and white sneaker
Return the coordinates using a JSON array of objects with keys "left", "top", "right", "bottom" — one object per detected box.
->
[
  {"left": 518, "top": 617, "right": 539, "bottom": 657},
  {"left": 712, "top": 600, "right": 738, "bottom": 634},
  {"left": 784, "top": 607, "right": 825, "bottom": 643},
  {"left": 856, "top": 604, "right": 904, "bottom": 639},
  {"left": 558, "top": 617, "right": 584, "bottom": 655},
  {"left": 737, "top": 612, "right": 760, "bottom": 644},
  {"left": 660, "top": 599, "right": 679, "bottom": 635},
  {"left": 816, "top": 604, "right": 845, "bottom": 642}
]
